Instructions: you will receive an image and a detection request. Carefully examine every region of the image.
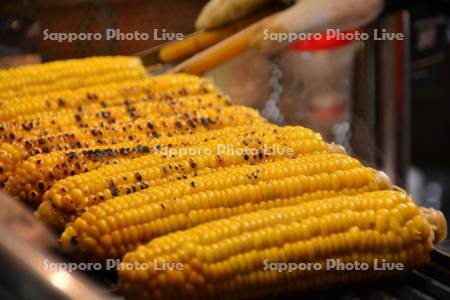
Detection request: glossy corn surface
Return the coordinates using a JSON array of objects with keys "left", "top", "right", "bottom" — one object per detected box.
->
[
  {"left": 60, "top": 153, "right": 391, "bottom": 259},
  {"left": 119, "top": 191, "right": 444, "bottom": 300},
  {"left": 0, "top": 93, "right": 228, "bottom": 142},
  {"left": 0, "top": 56, "right": 146, "bottom": 100},
  {"left": 0, "top": 66, "right": 447, "bottom": 300},
  {"left": 7, "top": 125, "right": 261, "bottom": 205},
  {"left": 44, "top": 125, "right": 322, "bottom": 210},
  {"left": 39, "top": 125, "right": 326, "bottom": 229},
  {"left": 0, "top": 73, "right": 209, "bottom": 121},
  {"left": 1, "top": 105, "right": 262, "bottom": 186}
]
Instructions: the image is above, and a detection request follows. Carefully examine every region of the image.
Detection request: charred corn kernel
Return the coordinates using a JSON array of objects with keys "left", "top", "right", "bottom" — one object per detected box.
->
[
  {"left": 0, "top": 92, "right": 227, "bottom": 182},
  {"left": 0, "top": 91, "right": 221, "bottom": 184},
  {"left": 38, "top": 125, "right": 326, "bottom": 229},
  {"left": 0, "top": 79, "right": 215, "bottom": 139},
  {"left": 7, "top": 125, "right": 250, "bottom": 201},
  {"left": 61, "top": 153, "right": 391, "bottom": 258},
  {"left": 10, "top": 125, "right": 264, "bottom": 206},
  {"left": 40, "top": 125, "right": 327, "bottom": 229},
  {"left": 0, "top": 92, "right": 228, "bottom": 142},
  {"left": 0, "top": 56, "right": 146, "bottom": 101},
  {"left": 0, "top": 73, "right": 208, "bottom": 121},
  {"left": 119, "top": 191, "right": 446, "bottom": 300},
  {"left": 0, "top": 105, "right": 262, "bottom": 185}
]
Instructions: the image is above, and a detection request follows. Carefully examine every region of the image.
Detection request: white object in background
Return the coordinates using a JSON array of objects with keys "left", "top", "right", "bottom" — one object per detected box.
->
[{"left": 407, "top": 167, "right": 443, "bottom": 209}]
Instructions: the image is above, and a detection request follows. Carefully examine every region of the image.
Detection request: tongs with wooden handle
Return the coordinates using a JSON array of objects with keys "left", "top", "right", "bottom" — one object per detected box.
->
[
  {"left": 135, "top": 4, "right": 282, "bottom": 70},
  {"left": 138, "top": 0, "right": 384, "bottom": 75}
]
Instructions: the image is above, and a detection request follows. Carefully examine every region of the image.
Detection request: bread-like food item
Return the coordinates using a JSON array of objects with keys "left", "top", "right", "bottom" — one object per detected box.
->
[{"left": 195, "top": 0, "right": 271, "bottom": 30}]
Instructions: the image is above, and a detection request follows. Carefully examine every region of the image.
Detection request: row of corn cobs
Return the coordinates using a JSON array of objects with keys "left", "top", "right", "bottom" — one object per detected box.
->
[{"left": 0, "top": 56, "right": 447, "bottom": 300}]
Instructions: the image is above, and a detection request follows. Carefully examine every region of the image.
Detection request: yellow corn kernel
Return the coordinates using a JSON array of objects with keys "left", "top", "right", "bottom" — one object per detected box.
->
[
  {"left": 61, "top": 153, "right": 390, "bottom": 259},
  {"left": 0, "top": 56, "right": 147, "bottom": 101},
  {"left": 0, "top": 92, "right": 227, "bottom": 143},
  {"left": 119, "top": 191, "right": 445, "bottom": 300},
  {"left": 0, "top": 72, "right": 207, "bottom": 121},
  {"left": 6, "top": 125, "right": 259, "bottom": 205},
  {"left": 1, "top": 105, "right": 263, "bottom": 186},
  {"left": 39, "top": 125, "right": 326, "bottom": 229}
]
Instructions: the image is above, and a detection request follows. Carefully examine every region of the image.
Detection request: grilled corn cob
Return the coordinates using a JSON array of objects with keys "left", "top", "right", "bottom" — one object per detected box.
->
[
  {"left": 40, "top": 125, "right": 327, "bottom": 229},
  {"left": 119, "top": 191, "right": 447, "bottom": 300},
  {"left": 0, "top": 92, "right": 227, "bottom": 142},
  {"left": 0, "top": 93, "right": 228, "bottom": 181},
  {"left": 0, "top": 56, "right": 146, "bottom": 100},
  {"left": 7, "top": 125, "right": 267, "bottom": 204},
  {"left": 0, "top": 105, "right": 262, "bottom": 185},
  {"left": 60, "top": 153, "right": 391, "bottom": 259},
  {"left": 0, "top": 73, "right": 208, "bottom": 121}
]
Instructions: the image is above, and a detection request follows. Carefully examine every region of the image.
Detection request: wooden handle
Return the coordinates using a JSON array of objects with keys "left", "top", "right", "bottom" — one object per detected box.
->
[
  {"left": 170, "top": 16, "right": 270, "bottom": 75},
  {"left": 160, "top": 5, "right": 282, "bottom": 67},
  {"left": 171, "top": 0, "right": 383, "bottom": 74},
  {"left": 135, "top": 7, "right": 278, "bottom": 67},
  {"left": 159, "top": 28, "right": 240, "bottom": 63},
  {"left": 159, "top": 12, "right": 267, "bottom": 63}
]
